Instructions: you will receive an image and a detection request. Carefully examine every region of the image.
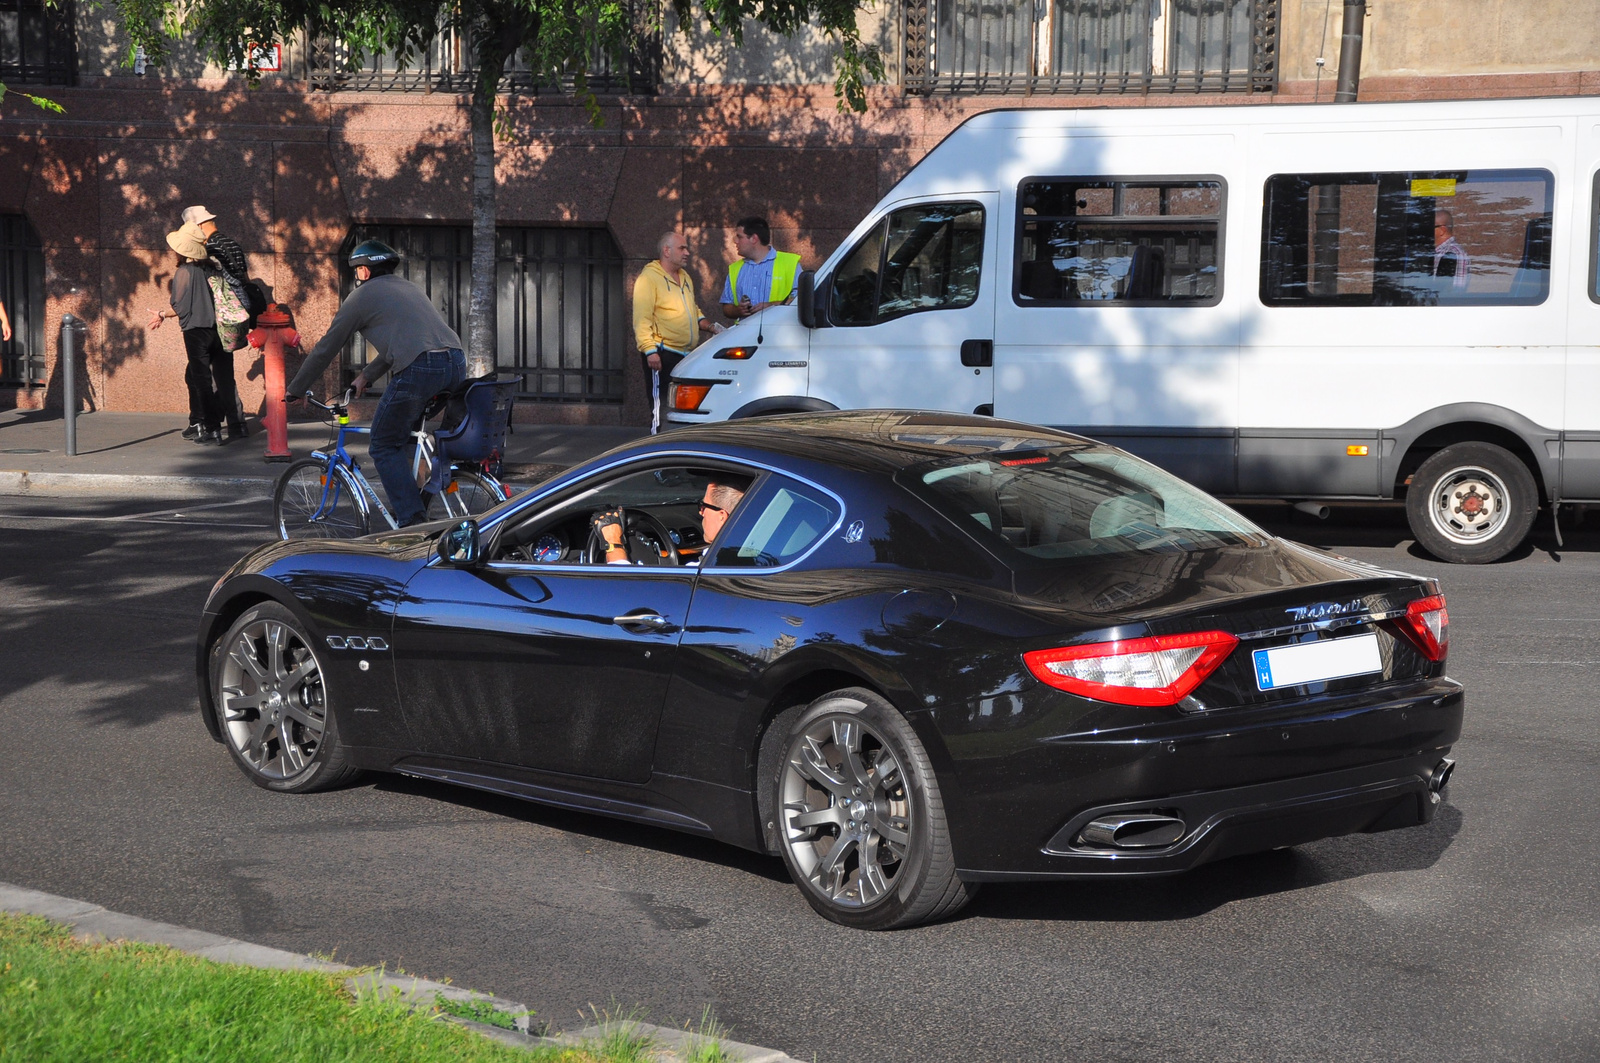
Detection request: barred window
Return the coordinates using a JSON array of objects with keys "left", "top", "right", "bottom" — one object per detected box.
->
[
  {"left": 906, "top": 0, "right": 1275, "bottom": 95},
  {"left": 0, "top": 0, "right": 75, "bottom": 85},
  {"left": 1016, "top": 178, "right": 1223, "bottom": 305},
  {"left": 342, "top": 226, "right": 627, "bottom": 404},
  {"left": 0, "top": 214, "right": 45, "bottom": 388}
]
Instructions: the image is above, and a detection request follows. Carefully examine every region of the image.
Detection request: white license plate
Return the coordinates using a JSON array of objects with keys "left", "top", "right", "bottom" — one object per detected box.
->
[{"left": 1252, "top": 633, "right": 1383, "bottom": 691}]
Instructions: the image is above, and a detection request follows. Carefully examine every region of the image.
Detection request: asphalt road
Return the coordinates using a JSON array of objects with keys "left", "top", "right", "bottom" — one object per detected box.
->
[{"left": 1, "top": 492, "right": 1596, "bottom": 1062}]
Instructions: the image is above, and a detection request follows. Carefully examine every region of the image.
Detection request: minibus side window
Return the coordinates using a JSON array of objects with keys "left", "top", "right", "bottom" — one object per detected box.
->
[
  {"left": 830, "top": 203, "right": 985, "bottom": 326},
  {"left": 1260, "top": 169, "right": 1553, "bottom": 306},
  {"left": 1591, "top": 172, "right": 1600, "bottom": 304},
  {"left": 1014, "top": 178, "right": 1223, "bottom": 306}
]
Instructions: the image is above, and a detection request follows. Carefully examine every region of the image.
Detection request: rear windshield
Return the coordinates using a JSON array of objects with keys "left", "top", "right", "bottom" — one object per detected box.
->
[{"left": 902, "top": 445, "right": 1266, "bottom": 562}]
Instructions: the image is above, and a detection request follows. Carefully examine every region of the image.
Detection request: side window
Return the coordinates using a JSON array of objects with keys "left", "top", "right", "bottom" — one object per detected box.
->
[
  {"left": 1591, "top": 172, "right": 1600, "bottom": 304},
  {"left": 712, "top": 479, "right": 842, "bottom": 569},
  {"left": 493, "top": 465, "right": 753, "bottom": 566},
  {"left": 1015, "top": 178, "right": 1223, "bottom": 305},
  {"left": 1261, "top": 168, "right": 1553, "bottom": 306},
  {"left": 830, "top": 203, "right": 984, "bottom": 326}
]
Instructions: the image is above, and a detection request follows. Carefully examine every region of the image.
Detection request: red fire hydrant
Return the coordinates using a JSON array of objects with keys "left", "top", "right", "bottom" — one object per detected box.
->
[{"left": 247, "top": 304, "right": 300, "bottom": 463}]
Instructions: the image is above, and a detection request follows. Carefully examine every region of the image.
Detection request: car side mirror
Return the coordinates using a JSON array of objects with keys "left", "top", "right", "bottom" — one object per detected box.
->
[
  {"left": 797, "top": 270, "right": 816, "bottom": 329},
  {"left": 437, "top": 519, "right": 481, "bottom": 566}
]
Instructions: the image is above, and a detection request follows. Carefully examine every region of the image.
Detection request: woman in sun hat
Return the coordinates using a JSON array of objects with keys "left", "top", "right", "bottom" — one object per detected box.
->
[{"left": 148, "top": 222, "right": 233, "bottom": 445}]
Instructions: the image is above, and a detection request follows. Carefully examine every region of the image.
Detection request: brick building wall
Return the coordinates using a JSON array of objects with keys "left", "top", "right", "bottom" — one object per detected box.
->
[{"left": 2, "top": 0, "right": 1598, "bottom": 424}]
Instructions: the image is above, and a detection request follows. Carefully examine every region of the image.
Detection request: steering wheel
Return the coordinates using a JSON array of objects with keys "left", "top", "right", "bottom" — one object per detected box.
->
[{"left": 584, "top": 508, "right": 681, "bottom": 566}]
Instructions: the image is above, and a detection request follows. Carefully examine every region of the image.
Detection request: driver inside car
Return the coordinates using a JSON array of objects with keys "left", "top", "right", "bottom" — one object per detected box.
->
[{"left": 594, "top": 479, "right": 745, "bottom": 565}]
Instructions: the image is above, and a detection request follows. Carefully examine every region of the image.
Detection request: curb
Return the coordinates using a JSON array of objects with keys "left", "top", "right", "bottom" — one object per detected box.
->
[
  {"left": 0, "top": 470, "right": 276, "bottom": 498},
  {"left": 0, "top": 882, "right": 800, "bottom": 1062}
]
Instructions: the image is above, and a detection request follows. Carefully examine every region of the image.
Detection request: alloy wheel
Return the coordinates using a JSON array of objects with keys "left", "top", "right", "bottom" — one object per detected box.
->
[
  {"left": 779, "top": 714, "right": 913, "bottom": 910},
  {"left": 217, "top": 618, "right": 327, "bottom": 781}
]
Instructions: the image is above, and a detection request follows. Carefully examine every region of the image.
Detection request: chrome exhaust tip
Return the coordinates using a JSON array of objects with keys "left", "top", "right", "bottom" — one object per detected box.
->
[
  {"left": 1428, "top": 758, "right": 1456, "bottom": 794},
  {"left": 1293, "top": 501, "right": 1331, "bottom": 520},
  {"left": 1078, "top": 813, "right": 1187, "bottom": 850}
]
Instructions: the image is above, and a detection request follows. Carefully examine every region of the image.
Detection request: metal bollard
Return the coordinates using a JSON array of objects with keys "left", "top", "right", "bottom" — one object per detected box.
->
[{"left": 60, "top": 313, "right": 82, "bottom": 457}]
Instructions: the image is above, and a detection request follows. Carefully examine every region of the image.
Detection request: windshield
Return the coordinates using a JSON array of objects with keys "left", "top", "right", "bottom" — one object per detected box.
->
[{"left": 902, "top": 445, "right": 1267, "bottom": 563}]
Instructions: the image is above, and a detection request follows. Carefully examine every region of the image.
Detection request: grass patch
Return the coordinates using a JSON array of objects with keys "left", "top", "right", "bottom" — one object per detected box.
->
[
  {"left": 0, "top": 912, "right": 605, "bottom": 1062},
  {"left": 433, "top": 992, "right": 533, "bottom": 1032}
]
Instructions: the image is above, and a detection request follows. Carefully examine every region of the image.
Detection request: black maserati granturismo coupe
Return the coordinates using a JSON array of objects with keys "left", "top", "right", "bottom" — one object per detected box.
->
[{"left": 197, "top": 411, "right": 1461, "bottom": 929}]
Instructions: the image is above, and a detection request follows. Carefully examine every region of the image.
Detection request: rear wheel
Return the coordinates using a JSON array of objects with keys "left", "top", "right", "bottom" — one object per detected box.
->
[
  {"left": 209, "top": 602, "right": 360, "bottom": 793},
  {"left": 1406, "top": 442, "right": 1537, "bottom": 563},
  {"left": 274, "top": 459, "right": 369, "bottom": 540},
  {"left": 772, "top": 688, "right": 975, "bottom": 929},
  {"left": 425, "top": 468, "right": 504, "bottom": 520}
]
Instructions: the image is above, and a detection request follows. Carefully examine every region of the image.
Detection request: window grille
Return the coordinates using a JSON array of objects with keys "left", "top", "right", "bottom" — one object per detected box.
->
[
  {"left": 0, "top": 0, "right": 75, "bottom": 86},
  {"left": 904, "top": 0, "right": 1275, "bottom": 95},
  {"left": 0, "top": 214, "right": 45, "bottom": 388},
  {"left": 308, "top": 23, "right": 657, "bottom": 93},
  {"left": 342, "top": 226, "right": 627, "bottom": 404}
]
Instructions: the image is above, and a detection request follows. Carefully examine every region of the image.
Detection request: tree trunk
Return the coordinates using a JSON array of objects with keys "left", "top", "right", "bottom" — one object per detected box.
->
[{"left": 467, "top": 74, "right": 498, "bottom": 379}]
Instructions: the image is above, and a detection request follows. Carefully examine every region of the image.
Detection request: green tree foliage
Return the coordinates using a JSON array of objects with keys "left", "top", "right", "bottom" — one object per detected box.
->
[
  {"left": 114, "top": 0, "right": 883, "bottom": 375},
  {"left": 0, "top": 83, "right": 66, "bottom": 113}
]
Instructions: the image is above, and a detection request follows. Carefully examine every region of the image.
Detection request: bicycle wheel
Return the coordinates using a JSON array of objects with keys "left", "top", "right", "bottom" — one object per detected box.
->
[
  {"left": 426, "top": 468, "right": 506, "bottom": 520},
  {"left": 274, "top": 459, "right": 370, "bottom": 540}
]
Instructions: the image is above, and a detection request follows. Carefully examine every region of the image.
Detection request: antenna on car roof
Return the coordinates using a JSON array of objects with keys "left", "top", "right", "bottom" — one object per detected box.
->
[{"left": 756, "top": 305, "right": 766, "bottom": 345}]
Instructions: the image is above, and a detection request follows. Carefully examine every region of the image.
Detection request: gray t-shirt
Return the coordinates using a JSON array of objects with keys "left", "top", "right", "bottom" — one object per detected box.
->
[
  {"left": 169, "top": 263, "right": 216, "bottom": 331},
  {"left": 287, "top": 274, "right": 463, "bottom": 396}
]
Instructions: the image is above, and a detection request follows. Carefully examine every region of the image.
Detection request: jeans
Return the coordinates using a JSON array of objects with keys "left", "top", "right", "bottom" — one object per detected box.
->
[{"left": 368, "top": 348, "right": 468, "bottom": 526}]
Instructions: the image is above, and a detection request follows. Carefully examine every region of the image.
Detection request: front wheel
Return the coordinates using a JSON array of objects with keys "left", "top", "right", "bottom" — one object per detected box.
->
[
  {"left": 274, "top": 459, "right": 370, "bottom": 540},
  {"left": 209, "top": 602, "right": 360, "bottom": 793},
  {"left": 425, "top": 468, "right": 505, "bottom": 520},
  {"left": 1406, "top": 442, "right": 1537, "bottom": 564},
  {"left": 773, "top": 688, "right": 975, "bottom": 929}
]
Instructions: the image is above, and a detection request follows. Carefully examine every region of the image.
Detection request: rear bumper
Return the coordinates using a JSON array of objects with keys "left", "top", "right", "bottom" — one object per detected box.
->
[
  {"left": 946, "top": 678, "right": 1463, "bottom": 880},
  {"left": 959, "top": 754, "right": 1447, "bottom": 881}
]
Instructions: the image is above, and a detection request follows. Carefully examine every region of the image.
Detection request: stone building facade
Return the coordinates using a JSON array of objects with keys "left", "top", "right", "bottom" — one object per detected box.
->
[{"left": 1, "top": 0, "right": 1597, "bottom": 424}]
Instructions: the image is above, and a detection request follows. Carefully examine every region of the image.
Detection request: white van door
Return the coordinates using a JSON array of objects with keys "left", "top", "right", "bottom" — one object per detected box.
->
[{"left": 807, "top": 197, "right": 997, "bottom": 416}]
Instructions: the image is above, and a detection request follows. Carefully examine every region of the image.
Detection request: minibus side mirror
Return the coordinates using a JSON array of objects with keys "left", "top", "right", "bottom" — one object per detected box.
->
[{"left": 797, "top": 270, "right": 816, "bottom": 329}]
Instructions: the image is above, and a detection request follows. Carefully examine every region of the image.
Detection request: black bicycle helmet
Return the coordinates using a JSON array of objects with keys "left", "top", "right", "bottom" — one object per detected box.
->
[{"left": 348, "top": 239, "right": 401, "bottom": 268}]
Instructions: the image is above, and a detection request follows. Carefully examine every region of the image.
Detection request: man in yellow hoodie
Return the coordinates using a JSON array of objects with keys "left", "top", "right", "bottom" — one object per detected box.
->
[{"left": 633, "top": 231, "right": 723, "bottom": 433}]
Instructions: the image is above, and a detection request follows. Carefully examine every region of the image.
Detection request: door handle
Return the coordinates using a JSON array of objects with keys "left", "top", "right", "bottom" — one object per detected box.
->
[
  {"left": 960, "top": 339, "right": 993, "bottom": 367},
  {"left": 613, "top": 611, "right": 668, "bottom": 631}
]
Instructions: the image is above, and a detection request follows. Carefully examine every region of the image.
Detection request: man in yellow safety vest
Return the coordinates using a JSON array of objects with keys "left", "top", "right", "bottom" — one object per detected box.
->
[{"left": 720, "top": 216, "right": 802, "bottom": 321}]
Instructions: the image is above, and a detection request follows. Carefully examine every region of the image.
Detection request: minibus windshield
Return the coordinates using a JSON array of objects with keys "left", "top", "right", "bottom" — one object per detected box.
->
[{"left": 902, "top": 446, "right": 1267, "bottom": 563}]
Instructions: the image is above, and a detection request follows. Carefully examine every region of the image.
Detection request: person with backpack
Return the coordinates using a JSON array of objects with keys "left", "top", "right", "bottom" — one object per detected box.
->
[
  {"left": 182, "top": 205, "right": 263, "bottom": 440},
  {"left": 148, "top": 223, "right": 234, "bottom": 446}
]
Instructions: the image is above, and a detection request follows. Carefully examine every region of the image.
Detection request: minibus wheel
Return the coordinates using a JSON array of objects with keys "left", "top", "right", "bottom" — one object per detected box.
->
[{"left": 1406, "top": 442, "right": 1536, "bottom": 564}]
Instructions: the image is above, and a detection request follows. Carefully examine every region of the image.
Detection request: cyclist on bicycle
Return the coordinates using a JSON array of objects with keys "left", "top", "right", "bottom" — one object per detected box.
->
[{"left": 286, "top": 240, "right": 467, "bottom": 527}]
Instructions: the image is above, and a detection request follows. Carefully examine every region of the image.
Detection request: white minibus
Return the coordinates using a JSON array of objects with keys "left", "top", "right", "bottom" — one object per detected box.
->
[{"left": 665, "top": 96, "right": 1600, "bottom": 563}]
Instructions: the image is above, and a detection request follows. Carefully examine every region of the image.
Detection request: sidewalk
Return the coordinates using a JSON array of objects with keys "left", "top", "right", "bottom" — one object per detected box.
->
[{"left": 0, "top": 409, "right": 647, "bottom": 497}]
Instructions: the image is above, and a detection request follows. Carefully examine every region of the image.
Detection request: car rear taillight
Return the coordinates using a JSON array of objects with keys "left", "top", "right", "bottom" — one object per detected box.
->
[
  {"left": 1397, "top": 594, "right": 1449, "bottom": 662},
  {"left": 672, "top": 383, "right": 712, "bottom": 411},
  {"left": 1024, "top": 631, "right": 1239, "bottom": 707}
]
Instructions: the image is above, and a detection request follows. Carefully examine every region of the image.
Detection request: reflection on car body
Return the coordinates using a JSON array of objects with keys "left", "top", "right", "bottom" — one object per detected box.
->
[{"left": 197, "top": 411, "right": 1463, "bottom": 929}]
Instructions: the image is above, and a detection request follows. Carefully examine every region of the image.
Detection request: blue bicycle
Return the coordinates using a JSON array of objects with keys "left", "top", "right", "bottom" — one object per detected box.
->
[{"left": 272, "top": 386, "right": 512, "bottom": 540}]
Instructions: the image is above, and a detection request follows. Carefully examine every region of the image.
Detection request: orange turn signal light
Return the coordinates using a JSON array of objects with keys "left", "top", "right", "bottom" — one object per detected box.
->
[
  {"left": 673, "top": 384, "right": 712, "bottom": 411},
  {"left": 713, "top": 346, "right": 757, "bottom": 360},
  {"left": 1346, "top": 444, "right": 1369, "bottom": 456}
]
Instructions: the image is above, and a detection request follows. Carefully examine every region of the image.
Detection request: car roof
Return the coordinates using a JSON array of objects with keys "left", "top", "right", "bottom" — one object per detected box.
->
[{"left": 634, "top": 411, "right": 1095, "bottom": 477}]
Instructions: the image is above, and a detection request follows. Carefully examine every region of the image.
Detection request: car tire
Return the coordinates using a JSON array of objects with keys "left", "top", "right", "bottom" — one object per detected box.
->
[
  {"left": 209, "top": 602, "right": 361, "bottom": 794},
  {"left": 772, "top": 687, "right": 976, "bottom": 929},
  {"left": 1406, "top": 442, "right": 1537, "bottom": 564}
]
